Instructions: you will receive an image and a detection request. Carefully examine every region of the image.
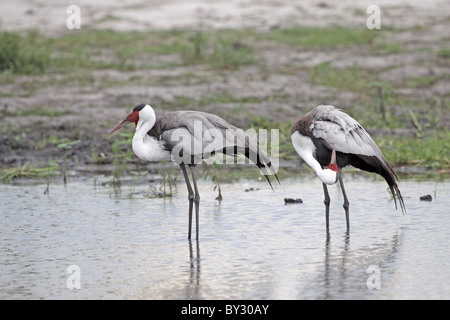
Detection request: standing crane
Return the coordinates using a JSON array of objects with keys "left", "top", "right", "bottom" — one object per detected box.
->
[
  {"left": 291, "top": 105, "right": 405, "bottom": 230},
  {"left": 109, "top": 104, "right": 278, "bottom": 240}
]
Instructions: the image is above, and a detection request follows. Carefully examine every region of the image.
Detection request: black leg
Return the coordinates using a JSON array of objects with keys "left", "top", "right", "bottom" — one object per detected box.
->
[
  {"left": 322, "top": 183, "right": 331, "bottom": 231},
  {"left": 338, "top": 174, "right": 350, "bottom": 230},
  {"left": 180, "top": 164, "right": 194, "bottom": 239},
  {"left": 189, "top": 166, "right": 201, "bottom": 240}
]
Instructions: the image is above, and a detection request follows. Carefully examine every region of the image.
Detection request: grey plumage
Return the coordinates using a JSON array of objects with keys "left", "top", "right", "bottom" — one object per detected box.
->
[
  {"left": 110, "top": 104, "right": 279, "bottom": 240},
  {"left": 150, "top": 110, "right": 278, "bottom": 183},
  {"left": 291, "top": 105, "right": 406, "bottom": 231},
  {"left": 308, "top": 105, "right": 384, "bottom": 159}
]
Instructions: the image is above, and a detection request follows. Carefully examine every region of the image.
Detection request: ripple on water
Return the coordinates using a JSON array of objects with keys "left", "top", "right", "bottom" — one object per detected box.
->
[{"left": 1, "top": 177, "right": 449, "bottom": 299}]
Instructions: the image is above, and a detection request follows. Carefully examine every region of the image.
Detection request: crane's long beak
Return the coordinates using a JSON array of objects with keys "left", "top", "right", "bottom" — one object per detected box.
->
[
  {"left": 330, "top": 149, "right": 336, "bottom": 164},
  {"left": 109, "top": 119, "right": 131, "bottom": 134},
  {"left": 326, "top": 149, "right": 338, "bottom": 173},
  {"left": 109, "top": 111, "right": 140, "bottom": 134}
]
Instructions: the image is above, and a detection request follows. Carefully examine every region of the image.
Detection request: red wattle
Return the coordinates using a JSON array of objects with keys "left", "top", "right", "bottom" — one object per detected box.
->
[{"left": 327, "top": 163, "right": 338, "bottom": 172}]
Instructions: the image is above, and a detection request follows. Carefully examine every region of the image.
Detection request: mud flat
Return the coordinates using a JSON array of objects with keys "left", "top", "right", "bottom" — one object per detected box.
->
[{"left": 1, "top": 1, "right": 449, "bottom": 178}]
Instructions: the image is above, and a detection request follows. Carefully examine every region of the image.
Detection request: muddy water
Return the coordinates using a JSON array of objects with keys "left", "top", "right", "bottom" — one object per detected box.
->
[{"left": 1, "top": 175, "right": 449, "bottom": 299}]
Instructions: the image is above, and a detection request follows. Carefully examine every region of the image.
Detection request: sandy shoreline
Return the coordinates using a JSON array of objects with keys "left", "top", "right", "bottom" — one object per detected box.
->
[{"left": 1, "top": 0, "right": 448, "bottom": 36}]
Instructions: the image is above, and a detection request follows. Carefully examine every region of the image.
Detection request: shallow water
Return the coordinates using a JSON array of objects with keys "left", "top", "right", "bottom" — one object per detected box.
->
[{"left": 1, "top": 174, "right": 449, "bottom": 299}]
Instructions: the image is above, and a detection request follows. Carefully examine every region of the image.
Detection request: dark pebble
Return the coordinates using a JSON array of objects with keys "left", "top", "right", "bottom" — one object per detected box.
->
[
  {"left": 284, "top": 198, "right": 303, "bottom": 204},
  {"left": 420, "top": 195, "right": 432, "bottom": 201},
  {"left": 420, "top": 194, "right": 433, "bottom": 201}
]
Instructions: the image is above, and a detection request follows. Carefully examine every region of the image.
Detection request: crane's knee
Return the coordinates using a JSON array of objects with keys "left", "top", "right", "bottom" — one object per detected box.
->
[{"left": 343, "top": 200, "right": 349, "bottom": 211}]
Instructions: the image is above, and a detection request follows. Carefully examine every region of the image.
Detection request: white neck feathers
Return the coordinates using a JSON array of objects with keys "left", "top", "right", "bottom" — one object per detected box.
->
[
  {"left": 132, "top": 106, "right": 171, "bottom": 162},
  {"left": 291, "top": 131, "right": 338, "bottom": 185}
]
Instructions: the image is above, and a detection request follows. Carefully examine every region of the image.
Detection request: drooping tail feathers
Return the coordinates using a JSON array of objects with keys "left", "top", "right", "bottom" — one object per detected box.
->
[
  {"left": 222, "top": 128, "right": 279, "bottom": 189},
  {"left": 357, "top": 155, "right": 406, "bottom": 214}
]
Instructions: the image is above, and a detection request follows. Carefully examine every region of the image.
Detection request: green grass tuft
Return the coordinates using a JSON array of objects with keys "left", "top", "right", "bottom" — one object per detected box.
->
[
  {"left": 0, "top": 31, "right": 50, "bottom": 74},
  {"left": 265, "top": 25, "right": 378, "bottom": 48},
  {"left": 310, "top": 61, "right": 376, "bottom": 92},
  {"left": 376, "top": 130, "right": 450, "bottom": 169},
  {"left": 0, "top": 161, "right": 60, "bottom": 182}
]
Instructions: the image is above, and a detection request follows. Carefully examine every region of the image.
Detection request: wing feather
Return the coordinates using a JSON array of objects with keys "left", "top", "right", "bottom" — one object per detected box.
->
[
  {"left": 150, "top": 110, "right": 278, "bottom": 180},
  {"left": 309, "top": 105, "right": 384, "bottom": 159}
]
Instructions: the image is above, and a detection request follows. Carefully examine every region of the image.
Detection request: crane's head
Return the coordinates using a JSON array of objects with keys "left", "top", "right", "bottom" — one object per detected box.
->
[{"left": 109, "top": 104, "right": 153, "bottom": 134}]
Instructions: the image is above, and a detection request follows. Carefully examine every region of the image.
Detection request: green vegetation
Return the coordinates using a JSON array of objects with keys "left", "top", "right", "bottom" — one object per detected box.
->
[
  {"left": 4, "top": 108, "right": 70, "bottom": 118},
  {"left": 108, "top": 131, "right": 136, "bottom": 191},
  {"left": 245, "top": 113, "right": 296, "bottom": 160},
  {"left": 0, "top": 161, "right": 60, "bottom": 182},
  {"left": 376, "top": 130, "right": 450, "bottom": 169},
  {"left": 34, "top": 135, "right": 78, "bottom": 150},
  {"left": 437, "top": 47, "right": 450, "bottom": 59},
  {"left": 16, "top": 29, "right": 256, "bottom": 72},
  {"left": 1, "top": 28, "right": 256, "bottom": 75},
  {"left": 0, "top": 31, "right": 50, "bottom": 74},
  {"left": 310, "top": 61, "right": 376, "bottom": 92},
  {"left": 181, "top": 30, "right": 256, "bottom": 70},
  {"left": 151, "top": 162, "right": 177, "bottom": 198},
  {"left": 265, "top": 25, "right": 378, "bottom": 48},
  {"left": 0, "top": 25, "right": 383, "bottom": 75},
  {"left": 1, "top": 23, "right": 449, "bottom": 186},
  {"left": 105, "top": 131, "right": 177, "bottom": 198}
]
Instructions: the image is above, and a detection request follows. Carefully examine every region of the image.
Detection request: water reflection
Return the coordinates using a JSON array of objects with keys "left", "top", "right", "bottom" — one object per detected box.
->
[
  {"left": 179, "top": 225, "right": 406, "bottom": 300},
  {"left": 322, "top": 231, "right": 350, "bottom": 299},
  {"left": 186, "top": 240, "right": 201, "bottom": 299},
  {"left": 1, "top": 177, "right": 449, "bottom": 299},
  {"left": 316, "top": 228, "right": 404, "bottom": 299}
]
